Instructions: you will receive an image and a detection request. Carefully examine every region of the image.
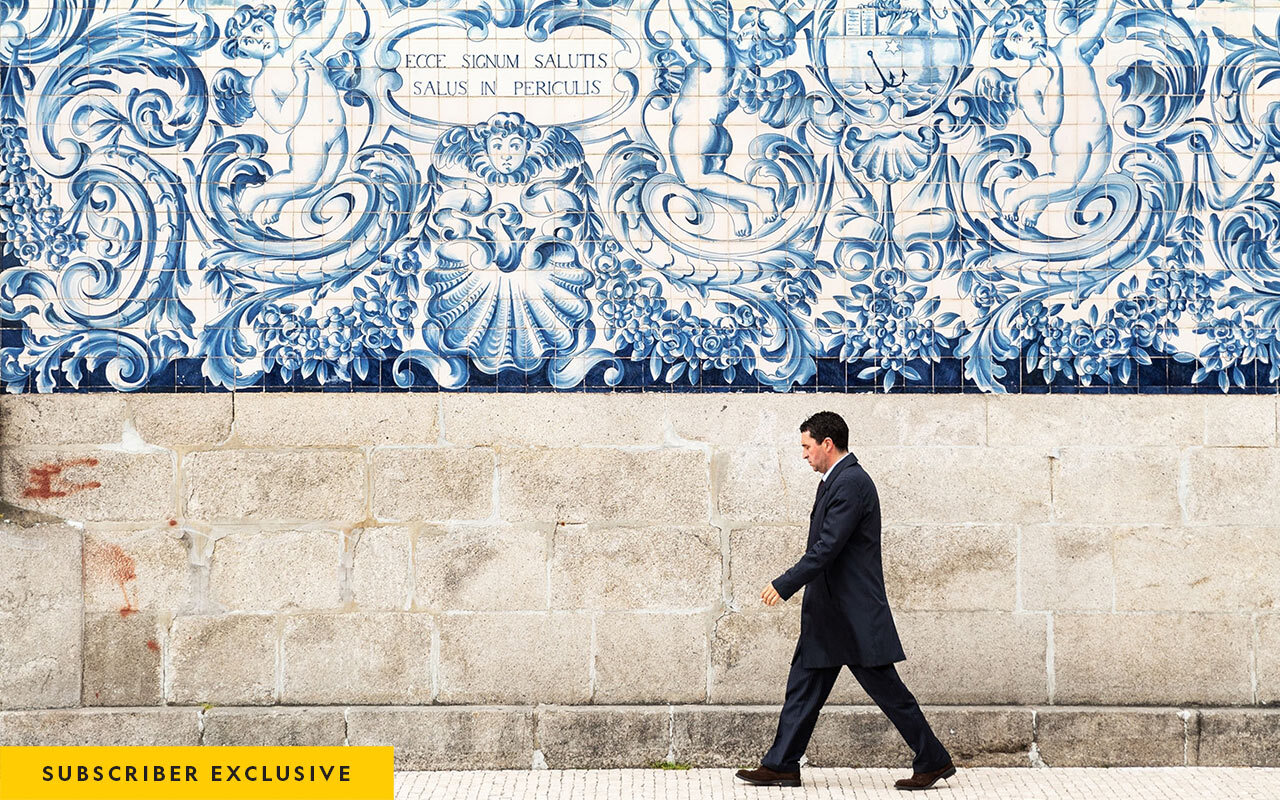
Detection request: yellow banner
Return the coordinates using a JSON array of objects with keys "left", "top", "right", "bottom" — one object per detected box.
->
[{"left": 0, "top": 747, "right": 393, "bottom": 800}]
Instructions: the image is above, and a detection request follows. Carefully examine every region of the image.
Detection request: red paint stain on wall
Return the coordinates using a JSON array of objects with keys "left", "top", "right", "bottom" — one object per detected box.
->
[
  {"left": 86, "top": 541, "right": 139, "bottom": 617},
  {"left": 21, "top": 457, "right": 102, "bottom": 499},
  {"left": 145, "top": 639, "right": 160, "bottom": 653}
]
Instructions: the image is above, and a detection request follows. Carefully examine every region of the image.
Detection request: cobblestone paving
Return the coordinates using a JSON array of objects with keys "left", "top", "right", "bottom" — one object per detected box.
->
[{"left": 394, "top": 767, "right": 1280, "bottom": 799}]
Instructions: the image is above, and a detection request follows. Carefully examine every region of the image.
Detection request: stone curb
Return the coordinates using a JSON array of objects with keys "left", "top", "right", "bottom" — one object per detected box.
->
[{"left": 1, "top": 706, "right": 1276, "bottom": 769}]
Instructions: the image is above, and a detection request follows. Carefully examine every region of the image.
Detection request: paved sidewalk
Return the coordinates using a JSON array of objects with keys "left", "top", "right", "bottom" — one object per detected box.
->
[{"left": 394, "top": 767, "right": 1280, "bottom": 799}]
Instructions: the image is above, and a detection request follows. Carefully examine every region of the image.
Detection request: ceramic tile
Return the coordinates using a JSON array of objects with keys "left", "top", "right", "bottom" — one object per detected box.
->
[{"left": 1, "top": 0, "right": 1277, "bottom": 393}]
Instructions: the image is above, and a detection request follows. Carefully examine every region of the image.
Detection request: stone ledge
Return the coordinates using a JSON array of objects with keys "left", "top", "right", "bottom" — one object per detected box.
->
[
  {"left": 0, "top": 708, "right": 200, "bottom": 745},
  {"left": 1, "top": 706, "right": 1277, "bottom": 767},
  {"left": 1035, "top": 708, "right": 1189, "bottom": 767}
]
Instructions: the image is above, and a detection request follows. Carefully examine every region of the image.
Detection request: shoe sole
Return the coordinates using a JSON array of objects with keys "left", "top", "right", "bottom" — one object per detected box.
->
[
  {"left": 735, "top": 774, "right": 802, "bottom": 788},
  {"left": 894, "top": 765, "right": 957, "bottom": 791}
]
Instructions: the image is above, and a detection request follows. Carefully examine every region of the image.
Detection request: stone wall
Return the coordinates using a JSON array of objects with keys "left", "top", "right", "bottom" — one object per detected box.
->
[{"left": 2, "top": 393, "right": 1278, "bottom": 768}]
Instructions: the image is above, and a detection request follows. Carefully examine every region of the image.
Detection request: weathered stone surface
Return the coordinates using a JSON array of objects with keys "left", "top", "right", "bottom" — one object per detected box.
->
[
  {"left": 1184, "top": 449, "right": 1280, "bottom": 525},
  {"left": 281, "top": 613, "right": 431, "bottom": 704},
  {"left": 809, "top": 707, "right": 1034, "bottom": 768},
  {"left": 709, "top": 611, "right": 800, "bottom": 703},
  {"left": 414, "top": 524, "right": 547, "bottom": 611},
  {"left": 186, "top": 450, "right": 365, "bottom": 522},
  {"left": 443, "top": 394, "right": 665, "bottom": 447},
  {"left": 438, "top": 612, "right": 590, "bottom": 703},
  {"left": 666, "top": 395, "right": 815, "bottom": 447},
  {"left": 202, "top": 708, "right": 346, "bottom": 746},
  {"left": 706, "top": 606, "right": 870, "bottom": 704},
  {"left": 1257, "top": 615, "right": 1280, "bottom": 705},
  {"left": 728, "top": 525, "right": 807, "bottom": 610},
  {"left": 594, "top": 612, "right": 708, "bottom": 703},
  {"left": 858, "top": 447, "right": 1052, "bottom": 525},
  {"left": 83, "top": 612, "right": 161, "bottom": 706},
  {"left": 1114, "top": 526, "right": 1280, "bottom": 611},
  {"left": 1052, "top": 449, "right": 1181, "bottom": 525},
  {"left": 882, "top": 525, "right": 1016, "bottom": 611},
  {"left": 0, "top": 709, "right": 199, "bottom": 745},
  {"left": 2, "top": 449, "right": 173, "bottom": 522},
  {"left": 895, "top": 611, "right": 1048, "bottom": 704},
  {"left": 537, "top": 707, "right": 671, "bottom": 768},
  {"left": 1197, "top": 709, "right": 1280, "bottom": 766},
  {"left": 349, "top": 526, "right": 413, "bottom": 610},
  {"left": 167, "top": 614, "right": 276, "bottom": 705},
  {"left": 127, "top": 395, "right": 232, "bottom": 449},
  {"left": 1204, "top": 397, "right": 1276, "bottom": 447},
  {"left": 671, "top": 706, "right": 780, "bottom": 767},
  {"left": 211, "top": 529, "right": 341, "bottom": 611},
  {"left": 1053, "top": 613, "right": 1252, "bottom": 704},
  {"left": 715, "top": 447, "right": 791, "bottom": 523},
  {"left": 83, "top": 528, "right": 189, "bottom": 614},
  {"left": 987, "top": 396, "right": 1203, "bottom": 448},
  {"left": 0, "top": 395, "right": 125, "bottom": 445},
  {"left": 842, "top": 396, "right": 988, "bottom": 447},
  {"left": 806, "top": 708, "right": 914, "bottom": 767},
  {"left": 1019, "top": 525, "right": 1113, "bottom": 611},
  {"left": 1036, "top": 709, "right": 1188, "bottom": 767},
  {"left": 0, "top": 523, "right": 80, "bottom": 709},
  {"left": 779, "top": 454, "right": 826, "bottom": 521},
  {"left": 551, "top": 524, "right": 720, "bottom": 610},
  {"left": 926, "top": 708, "right": 1035, "bottom": 767},
  {"left": 235, "top": 394, "right": 439, "bottom": 446},
  {"left": 346, "top": 707, "right": 534, "bottom": 769},
  {"left": 371, "top": 447, "right": 492, "bottom": 521},
  {"left": 667, "top": 395, "right": 985, "bottom": 448},
  {"left": 500, "top": 448, "right": 707, "bottom": 524}
]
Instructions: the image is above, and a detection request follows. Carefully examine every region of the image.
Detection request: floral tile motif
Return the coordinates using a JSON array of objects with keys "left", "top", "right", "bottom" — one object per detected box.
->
[{"left": 2, "top": 0, "right": 1279, "bottom": 392}]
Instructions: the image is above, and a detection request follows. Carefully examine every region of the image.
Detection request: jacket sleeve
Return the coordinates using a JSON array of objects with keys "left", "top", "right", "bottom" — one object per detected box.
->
[{"left": 771, "top": 479, "right": 863, "bottom": 601}]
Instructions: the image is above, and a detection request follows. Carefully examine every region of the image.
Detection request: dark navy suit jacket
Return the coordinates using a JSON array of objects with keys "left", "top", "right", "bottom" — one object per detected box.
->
[{"left": 771, "top": 452, "right": 906, "bottom": 668}]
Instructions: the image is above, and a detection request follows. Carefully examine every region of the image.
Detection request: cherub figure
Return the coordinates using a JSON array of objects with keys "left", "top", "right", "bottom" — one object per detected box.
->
[
  {"left": 426, "top": 112, "right": 599, "bottom": 268},
  {"left": 420, "top": 112, "right": 601, "bottom": 372},
  {"left": 977, "top": 0, "right": 1119, "bottom": 229},
  {"left": 212, "top": 0, "right": 348, "bottom": 227},
  {"left": 667, "top": 0, "right": 807, "bottom": 236}
]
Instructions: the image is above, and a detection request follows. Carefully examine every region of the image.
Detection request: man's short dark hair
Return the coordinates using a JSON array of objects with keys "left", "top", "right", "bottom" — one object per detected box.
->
[{"left": 800, "top": 411, "right": 849, "bottom": 451}]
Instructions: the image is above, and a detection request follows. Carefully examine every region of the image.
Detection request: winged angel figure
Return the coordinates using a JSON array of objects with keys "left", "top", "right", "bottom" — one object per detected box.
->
[
  {"left": 211, "top": 0, "right": 349, "bottom": 226},
  {"left": 418, "top": 113, "right": 601, "bottom": 373},
  {"left": 667, "top": 0, "right": 807, "bottom": 236},
  {"left": 974, "top": 0, "right": 1119, "bottom": 229}
]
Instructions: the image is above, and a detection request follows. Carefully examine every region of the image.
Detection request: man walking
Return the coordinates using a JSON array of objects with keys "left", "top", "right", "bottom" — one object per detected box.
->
[{"left": 734, "top": 411, "right": 957, "bottom": 791}]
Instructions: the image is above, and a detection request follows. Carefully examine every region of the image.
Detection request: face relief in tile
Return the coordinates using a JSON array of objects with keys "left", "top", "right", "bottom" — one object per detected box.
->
[{"left": 0, "top": 0, "right": 1274, "bottom": 392}]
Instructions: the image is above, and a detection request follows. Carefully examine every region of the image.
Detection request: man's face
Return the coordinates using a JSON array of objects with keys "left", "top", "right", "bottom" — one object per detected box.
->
[{"left": 800, "top": 431, "right": 834, "bottom": 473}]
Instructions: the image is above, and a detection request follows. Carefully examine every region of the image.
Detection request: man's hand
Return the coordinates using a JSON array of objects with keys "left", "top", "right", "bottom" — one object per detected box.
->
[{"left": 761, "top": 582, "right": 781, "bottom": 606}]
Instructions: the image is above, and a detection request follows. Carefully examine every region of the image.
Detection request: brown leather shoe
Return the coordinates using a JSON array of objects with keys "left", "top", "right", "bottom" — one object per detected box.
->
[
  {"left": 734, "top": 765, "right": 802, "bottom": 787},
  {"left": 894, "top": 762, "right": 957, "bottom": 790}
]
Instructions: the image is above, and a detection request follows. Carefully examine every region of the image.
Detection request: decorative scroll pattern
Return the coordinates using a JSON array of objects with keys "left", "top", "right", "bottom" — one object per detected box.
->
[{"left": 2, "top": 0, "right": 1279, "bottom": 391}]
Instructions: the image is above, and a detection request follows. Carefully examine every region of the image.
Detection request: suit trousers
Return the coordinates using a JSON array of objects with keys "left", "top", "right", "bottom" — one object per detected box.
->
[{"left": 761, "top": 653, "right": 952, "bottom": 774}]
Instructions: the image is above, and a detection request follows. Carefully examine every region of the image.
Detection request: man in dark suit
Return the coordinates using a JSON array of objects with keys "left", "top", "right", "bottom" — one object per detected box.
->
[{"left": 734, "top": 411, "right": 957, "bottom": 791}]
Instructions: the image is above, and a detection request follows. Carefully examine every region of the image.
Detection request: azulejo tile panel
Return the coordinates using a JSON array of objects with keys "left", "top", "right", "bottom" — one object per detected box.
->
[{"left": 2, "top": 0, "right": 1280, "bottom": 392}]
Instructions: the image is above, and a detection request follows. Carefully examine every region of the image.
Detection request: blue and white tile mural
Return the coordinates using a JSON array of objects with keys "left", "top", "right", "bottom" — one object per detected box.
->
[{"left": 3, "top": 0, "right": 1280, "bottom": 391}]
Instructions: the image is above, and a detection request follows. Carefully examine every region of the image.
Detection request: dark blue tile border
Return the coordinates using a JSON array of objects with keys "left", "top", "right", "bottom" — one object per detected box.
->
[{"left": 1, "top": 314, "right": 1278, "bottom": 394}]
